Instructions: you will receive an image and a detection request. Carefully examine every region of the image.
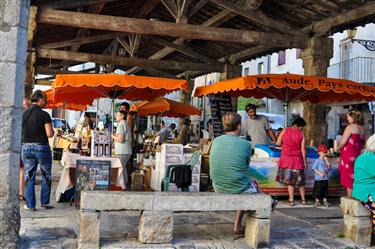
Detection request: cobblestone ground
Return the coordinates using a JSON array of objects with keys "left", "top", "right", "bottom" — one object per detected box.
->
[{"left": 19, "top": 162, "right": 363, "bottom": 249}]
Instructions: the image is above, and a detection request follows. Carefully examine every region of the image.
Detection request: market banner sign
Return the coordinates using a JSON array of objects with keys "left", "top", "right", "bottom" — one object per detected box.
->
[{"left": 194, "top": 74, "right": 375, "bottom": 104}]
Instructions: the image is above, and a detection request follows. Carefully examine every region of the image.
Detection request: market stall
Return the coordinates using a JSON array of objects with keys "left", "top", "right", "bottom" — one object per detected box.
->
[
  {"left": 194, "top": 73, "right": 375, "bottom": 195},
  {"left": 129, "top": 97, "right": 202, "bottom": 192},
  {"left": 55, "top": 151, "right": 125, "bottom": 202},
  {"left": 47, "top": 74, "right": 189, "bottom": 200}
]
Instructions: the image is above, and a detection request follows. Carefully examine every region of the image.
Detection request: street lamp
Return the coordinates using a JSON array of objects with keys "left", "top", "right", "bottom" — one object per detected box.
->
[{"left": 347, "top": 28, "right": 375, "bottom": 51}]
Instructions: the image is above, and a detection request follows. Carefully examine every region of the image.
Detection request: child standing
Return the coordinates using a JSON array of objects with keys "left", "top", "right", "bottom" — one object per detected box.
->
[{"left": 312, "top": 144, "right": 331, "bottom": 207}]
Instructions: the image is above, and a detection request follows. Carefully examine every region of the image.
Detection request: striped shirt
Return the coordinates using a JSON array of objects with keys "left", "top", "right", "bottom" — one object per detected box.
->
[{"left": 209, "top": 134, "right": 251, "bottom": 194}]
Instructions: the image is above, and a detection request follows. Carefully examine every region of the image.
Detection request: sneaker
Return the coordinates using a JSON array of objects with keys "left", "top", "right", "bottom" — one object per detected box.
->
[
  {"left": 23, "top": 204, "right": 36, "bottom": 211},
  {"left": 41, "top": 204, "right": 54, "bottom": 209},
  {"left": 323, "top": 201, "right": 330, "bottom": 207},
  {"left": 315, "top": 201, "right": 321, "bottom": 207}
]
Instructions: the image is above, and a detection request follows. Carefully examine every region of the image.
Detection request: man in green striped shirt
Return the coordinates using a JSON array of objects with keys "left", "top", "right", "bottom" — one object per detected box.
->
[{"left": 210, "top": 112, "right": 258, "bottom": 235}]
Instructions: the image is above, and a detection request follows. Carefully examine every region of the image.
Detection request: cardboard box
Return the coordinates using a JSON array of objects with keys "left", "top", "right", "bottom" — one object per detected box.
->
[
  {"left": 131, "top": 172, "right": 144, "bottom": 191},
  {"left": 161, "top": 144, "right": 183, "bottom": 155}
]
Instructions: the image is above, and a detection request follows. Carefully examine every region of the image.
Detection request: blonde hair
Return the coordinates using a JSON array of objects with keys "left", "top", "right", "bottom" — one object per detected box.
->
[
  {"left": 347, "top": 108, "right": 362, "bottom": 124},
  {"left": 222, "top": 112, "right": 241, "bottom": 132},
  {"left": 366, "top": 134, "right": 375, "bottom": 153}
]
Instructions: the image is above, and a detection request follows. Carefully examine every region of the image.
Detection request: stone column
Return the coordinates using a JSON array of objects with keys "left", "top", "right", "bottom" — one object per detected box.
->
[
  {"left": 300, "top": 37, "right": 333, "bottom": 145},
  {"left": 220, "top": 64, "right": 242, "bottom": 112},
  {"left": 301, "top": 37, "right": 333, "bottom": 145},
  {"left": 340, "top": 197, "right": 372, "bottom": 247},
  {"left": 0, "top": 1, "right": 30, "bottom": 248},
  {"left": 244, "top": 197, "right": 272, "bottom": 249},
  {"left": 138, "top": 211, "right": 173, "bottom": 244},
  {"left": 78, "top": 210, "right": 101, "bottom": 249}
]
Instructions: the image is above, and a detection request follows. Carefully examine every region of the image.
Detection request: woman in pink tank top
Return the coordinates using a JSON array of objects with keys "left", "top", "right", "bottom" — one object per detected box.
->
[
  {"left": 276, "top": 117, "right": 307, "bottom": 206},
  {"left": 339, "top": 109, "right": 366, "bottom": 197}
]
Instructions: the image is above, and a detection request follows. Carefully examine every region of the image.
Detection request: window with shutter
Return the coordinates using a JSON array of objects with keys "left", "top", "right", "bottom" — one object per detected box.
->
[{"left": 278, "top": 50, "right": 286, "bottom": 65}]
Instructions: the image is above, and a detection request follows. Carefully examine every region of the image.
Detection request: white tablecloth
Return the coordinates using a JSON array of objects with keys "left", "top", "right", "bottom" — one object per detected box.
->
[{"left": 55, "top": 151, "right": 125, "bottom": 202}]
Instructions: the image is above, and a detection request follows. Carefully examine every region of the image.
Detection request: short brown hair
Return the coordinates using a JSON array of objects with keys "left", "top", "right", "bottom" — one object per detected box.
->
[
  {"left": 222, "top": 112, "right": 241, "bottom": 132},
  {"left": 30, "top": 90, "right": 47, "bottom": 103},
  {"left": 347, "top": 108, "right": 362, "bottom": 124}
]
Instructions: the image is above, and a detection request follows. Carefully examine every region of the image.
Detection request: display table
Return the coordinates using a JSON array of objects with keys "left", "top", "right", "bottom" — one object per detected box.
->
[{"left": 55, "top": 151, "right": 125, "bottom": 202}]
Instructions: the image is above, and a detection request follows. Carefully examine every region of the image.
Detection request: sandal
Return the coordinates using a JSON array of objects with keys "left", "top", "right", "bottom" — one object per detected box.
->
[
  {"left": 301, "top": 200, "right": 307, "bottom": 205},
  {"left": 288, "top": 200, "right": 295, "bottom": 207},
  {"left": 234, "top": 226, "right": 245, "bottom": 235},
  {"left": 19, "top": 195, "right": 25, "bottom": 202}
]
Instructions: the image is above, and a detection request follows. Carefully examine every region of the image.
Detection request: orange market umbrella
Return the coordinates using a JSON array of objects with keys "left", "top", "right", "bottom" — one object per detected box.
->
[
  {"left": 51, "top": 74, "right": 189, "bottom": 105},
  {"left": 194, "top": 74, "right": 375, "bottom": 127},
  {"left": 44, "top": 89, "right": 87, "bottom": 111},
  {"left": 194, "top": 74, "right": 375, "bottom": 103},
  {"left": 130, "top": 97, "right": 201, "bottom": 118}
]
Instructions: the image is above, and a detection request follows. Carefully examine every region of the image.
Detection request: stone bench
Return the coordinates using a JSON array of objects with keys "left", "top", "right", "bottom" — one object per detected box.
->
[
  {"left": 340, "top": 196, "right": 372, "bottom": 247},
  {"left": 78, "top": 191, "right": 272, "bottom": 249}
]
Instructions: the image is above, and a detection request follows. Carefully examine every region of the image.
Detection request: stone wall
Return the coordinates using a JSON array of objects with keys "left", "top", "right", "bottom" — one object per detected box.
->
[{"left": 0, "top": 1, "right": 30, "bottom": 248}]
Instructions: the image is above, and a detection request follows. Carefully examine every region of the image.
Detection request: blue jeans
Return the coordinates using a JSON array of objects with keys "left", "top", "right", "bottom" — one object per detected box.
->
[{"left": 22, "top": 143, "right": 52, "bottom": 208}]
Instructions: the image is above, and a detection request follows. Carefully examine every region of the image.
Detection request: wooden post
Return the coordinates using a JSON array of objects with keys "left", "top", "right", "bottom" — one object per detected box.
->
[{"left": 25, "top": 6, "right": 38, "bottom": 99}]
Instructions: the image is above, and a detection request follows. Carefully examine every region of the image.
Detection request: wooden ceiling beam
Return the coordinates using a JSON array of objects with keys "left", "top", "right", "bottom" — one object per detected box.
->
[
  {"left": 143, "top": 68, "right": 178, "bottom": 78},
  {"left": 145, "top": 36, "right": 218, "bottom": 64},
  {"left": 306, "top": 2, "right": 375, "bottom": 35},
  {"left": 220, "top": 45, "right": 269, "bottom": 63},
  {"left": 37, "top": 9, "right": 307, "bottom": 45},
  {"left": 37, "top": 49, "right": 226, "bottom": 72},
  {"left": 36, "top": 66, "right": 96, "bottom": 75},
  {"left": 188, "top": 0, "right": 209, "bottom": 18},
  {"left": 69, "top": 3, "right": 106, "bottom": 52},
  {"left": 161, "top": 0, "right": 179, "bottom": 20},
  {"left": 210, "top": 0, "right": 303, "bottom": 35},
  {"left": 38, "top": 32, "right": 120, "bottom": 49},
  {"left": 136, "top": 0, "right": 162, "bottom": 18},
  {"left": 40, "top": 0, "right": 116, "bottom": 10},
  {"left": 126, "top": 9, "right": 236, "bottom": 74}
]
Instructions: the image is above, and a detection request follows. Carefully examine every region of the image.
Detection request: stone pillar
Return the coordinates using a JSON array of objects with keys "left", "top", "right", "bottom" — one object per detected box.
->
[
  {"left": 245, "top": 213, "right": 271, "bottom": 248},
  {"left": 138, "top": 211, "right": 173, "bottom": 244},
  {"left": 220, "top": 64, "right": 242, "bottom": 112},
  {"left": 78, "top": 210, "right": 101, "bottom": 249},
  {"left": 340, "top": 197, "right": 372, "bottom": 247},
  {"left": 300, "top": 37, "right": 333, "bottom": 145},
  {"left": 0, "top": 1, "right": 30, "bottom": 248}
]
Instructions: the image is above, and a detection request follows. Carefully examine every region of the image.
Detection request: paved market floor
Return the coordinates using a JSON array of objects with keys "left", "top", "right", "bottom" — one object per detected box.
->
[{"left": 19, "top": 162, "right": 362, "bottom": 249}]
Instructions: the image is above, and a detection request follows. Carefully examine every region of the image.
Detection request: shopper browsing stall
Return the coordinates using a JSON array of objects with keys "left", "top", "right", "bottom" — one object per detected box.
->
[
  {"left": 22, "top": 90, "right": 54, "bottom": 211},
  {"left": 177, "top": 119, "right": 194, "bottom": 145},
  {"left": 275, "top": 117, "right": 307, "bottom": 206},
  {"left": 157, "top": 123, "right": 176, "bottom": 144},
  {"left": 339, "top": 109, "right": 366, "bottom": 197},
  {"left": 112, "top": 110, "right": 132, "bottom": 186}
]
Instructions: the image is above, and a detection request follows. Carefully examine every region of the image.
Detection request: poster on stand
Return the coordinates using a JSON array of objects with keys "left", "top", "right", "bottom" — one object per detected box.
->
[{"left": 75, "top": 159, "right": 111, "bottom": 207}]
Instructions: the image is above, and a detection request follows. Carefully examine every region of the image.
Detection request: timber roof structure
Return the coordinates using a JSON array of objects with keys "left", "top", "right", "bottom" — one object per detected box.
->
[{"left": 30, "top": 0, "right": 375, "bottom": 80}]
